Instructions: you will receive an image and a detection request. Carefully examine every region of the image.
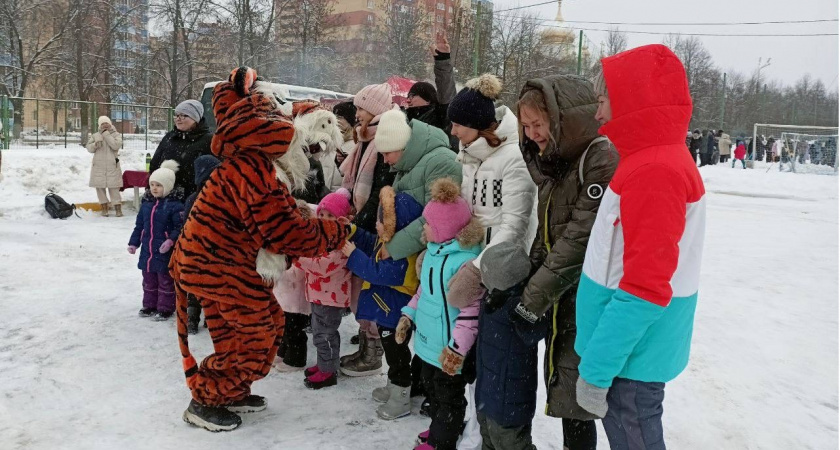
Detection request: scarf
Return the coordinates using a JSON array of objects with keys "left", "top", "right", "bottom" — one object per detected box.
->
[{"left": 340, "top": 115, "right": 381, "bottom": 212}]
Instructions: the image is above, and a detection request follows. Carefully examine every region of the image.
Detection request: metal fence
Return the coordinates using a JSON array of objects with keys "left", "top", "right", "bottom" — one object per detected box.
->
[{"left": 0, "top": 97, "right": 174, "bottom": 152}]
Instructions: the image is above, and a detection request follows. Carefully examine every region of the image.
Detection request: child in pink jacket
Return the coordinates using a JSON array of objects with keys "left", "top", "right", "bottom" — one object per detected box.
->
[{"left": 295, "top": 188, "right": 354, "bottom": 389}]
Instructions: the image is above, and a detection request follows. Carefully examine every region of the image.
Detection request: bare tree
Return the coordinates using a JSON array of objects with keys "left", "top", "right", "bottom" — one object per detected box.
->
[
  {"left": 0, "top": 0, "right": 76, "bottom": 137},
  {"left": 604, "top": 27, "right": 627, "bottom": 56},
  {"left": 275, "top": 0, "right": 343, "bottom": 87},
  {"left": 212, "top": 0, "right": 285, "bottom": 76},
  {"left": 376, "top": 0, "right": 432, "bottom": 80}
]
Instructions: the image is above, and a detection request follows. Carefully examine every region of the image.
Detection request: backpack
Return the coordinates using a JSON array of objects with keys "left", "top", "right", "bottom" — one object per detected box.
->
[{"left": 45, "top": 193, "right": 79, "bottom": 219}]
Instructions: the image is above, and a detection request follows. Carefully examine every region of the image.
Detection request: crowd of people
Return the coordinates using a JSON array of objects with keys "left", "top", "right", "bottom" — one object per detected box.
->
[{"left": 117, "top": 39, "right": 706, "bottom": 450}]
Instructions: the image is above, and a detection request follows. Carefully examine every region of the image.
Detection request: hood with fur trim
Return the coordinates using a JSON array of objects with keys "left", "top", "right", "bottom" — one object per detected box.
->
[{"left": 378, "top": 186, "right": 424, "bottom": 244}]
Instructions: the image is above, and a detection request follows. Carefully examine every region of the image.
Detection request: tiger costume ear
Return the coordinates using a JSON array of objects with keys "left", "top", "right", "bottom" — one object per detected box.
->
[{"left": 229, "top": 67, "right": 258, "bottom": 97}]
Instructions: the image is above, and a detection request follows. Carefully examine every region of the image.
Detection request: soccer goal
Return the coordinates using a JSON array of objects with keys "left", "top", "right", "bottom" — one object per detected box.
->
[{"left": 753, "top": 124, "right": 838, "bottom": 174}]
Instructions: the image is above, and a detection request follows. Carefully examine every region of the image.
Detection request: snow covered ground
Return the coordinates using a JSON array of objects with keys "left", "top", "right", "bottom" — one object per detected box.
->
[{"left": 0, "top": 150, "right": 837, "bottom": 449}]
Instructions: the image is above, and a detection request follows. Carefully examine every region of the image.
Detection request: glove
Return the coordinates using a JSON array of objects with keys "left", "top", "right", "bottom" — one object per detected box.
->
[
  {"left": 576, "top": 376, "right": 609, "bottom": 418},
  {"left": 395, "top": 315, "right": 412, "bottom": 345},
  {"left": 439, "top": 346, "right": 465, "bottom": 376},
  {"left": 159, "top": 239, "right": 174, "bottom": 253},
  {"left": 127, "top": 245, "right": 137, "bottom": 254},
  {"left": 484, "top": 289, "right": 508, "bottom": 314},
  {"left": 447, "top": 263, "right": 485, "bottom": 309},
  {"left": 509, "top": 302, "right": 539, "bottom": 326}
]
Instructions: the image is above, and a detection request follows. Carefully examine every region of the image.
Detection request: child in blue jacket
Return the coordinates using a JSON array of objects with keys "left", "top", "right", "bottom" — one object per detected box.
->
[
  {"left": 341, "top": 186, "right": 423, "bottom": 420},
  {"left": 128, "top": 160, "right": 184, "bottom": 321},
  {"left": 396, "top": 178, "right": 486, "bottom": 450}
]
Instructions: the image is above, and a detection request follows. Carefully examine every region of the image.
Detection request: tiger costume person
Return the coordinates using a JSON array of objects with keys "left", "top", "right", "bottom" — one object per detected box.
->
[{"left": 170, "top": 67, "right": 349, "bottom": 432}]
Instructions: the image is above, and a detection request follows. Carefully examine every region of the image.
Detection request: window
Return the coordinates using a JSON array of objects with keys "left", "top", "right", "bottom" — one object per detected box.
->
[
  {"left": 367, "top": 0, "right": 374, "bottom": 8},
  {"left": 449, "top": 6, "right": 453, "bottom": 14},
  {"left": 437, "top": 2, "right": 444, "bottom": 10},
  {"left": 436, "top": 14, "right": 443, "bottom": 23},
  {"left": 367, "top": 13, "right": 374, "bottom": 23}
]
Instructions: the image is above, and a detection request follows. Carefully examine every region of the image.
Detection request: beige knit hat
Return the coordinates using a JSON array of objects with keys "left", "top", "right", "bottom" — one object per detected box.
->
[
  {"left": 97, "top": 116, "right": 112, "bottom": 127},
  {"left": 354, "top": 83, "right": 393, "bottom": 117},
  {"left": 375, "top": 109, "right": 412, "bottom": 153},
  {"left": 591, "top": 64, "right": 608, "bottom": 98}
]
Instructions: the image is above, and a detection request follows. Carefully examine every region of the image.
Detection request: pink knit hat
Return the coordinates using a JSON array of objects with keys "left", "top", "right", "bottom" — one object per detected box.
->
[
  {"left": 317, "top": 188, "right": 353, "bottom": 218},
  {"left": 354, "top": 83, "right": 393, "bottom": 117},
  {"left": 422, "top": 178, "right": 473, "bottom": 243}
]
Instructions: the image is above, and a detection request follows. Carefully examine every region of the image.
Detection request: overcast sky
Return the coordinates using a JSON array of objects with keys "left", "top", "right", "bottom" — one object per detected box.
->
[{"left": 493, "top": 0, "right": 839, "bottom": 91}]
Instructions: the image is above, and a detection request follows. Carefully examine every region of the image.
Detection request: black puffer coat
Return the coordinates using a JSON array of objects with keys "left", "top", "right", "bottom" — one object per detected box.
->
[
  {"left": 518, "top": 75, "right": 619, "bottom": 420},
  {"left": 148, "top": 119, "right": 213, "bottom": 201}
]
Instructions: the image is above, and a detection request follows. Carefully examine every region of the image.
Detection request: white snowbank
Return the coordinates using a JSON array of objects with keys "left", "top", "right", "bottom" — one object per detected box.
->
[{"left": 0, "top": 152, "right": 836, "bottom": 449}]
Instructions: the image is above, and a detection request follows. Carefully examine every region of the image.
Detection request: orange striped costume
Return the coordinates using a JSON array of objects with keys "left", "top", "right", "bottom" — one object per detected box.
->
[{"left": 170, "top": 68, "right": 348, "bottom": 407}]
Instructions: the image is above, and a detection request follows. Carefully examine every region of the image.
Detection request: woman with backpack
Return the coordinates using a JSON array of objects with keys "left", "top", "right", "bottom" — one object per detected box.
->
[
  {"left": 87, "top": 116, "right": 123, "bottom": 217},
  {"left": 510, "top": 75, "right": 619, "bottom": 450}
]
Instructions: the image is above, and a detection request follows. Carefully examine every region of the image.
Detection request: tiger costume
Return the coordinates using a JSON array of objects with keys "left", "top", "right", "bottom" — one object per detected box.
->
[{"left": 170, "top": 67, "right": 348, "bottom": 431}]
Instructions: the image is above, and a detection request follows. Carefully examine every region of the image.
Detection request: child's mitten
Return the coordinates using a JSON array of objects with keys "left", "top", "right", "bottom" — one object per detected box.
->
[
  {"left": 395, "top": 315, "right": 412, "bottom": 345},
  {"left": 439, "top": 346, "right": 465, "bottom": 376}
]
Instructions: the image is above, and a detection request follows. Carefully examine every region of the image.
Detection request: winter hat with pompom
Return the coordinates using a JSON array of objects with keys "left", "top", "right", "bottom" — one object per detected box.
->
[
  {"left": 422, "top": 178, "right": 473, "bottom": 243},
  {"left": 354, "top": 83, "right": 393, "bottom": 117},
  {"left": 149, "top": 159, "right": 180, "bottom": 196},
  {"left": 447, "top": 73, "right": 502, "bottom": 131},
  {"left": 317, "top": 188, "right": 353, "bottom": 218},
  {"left": 375, "top": 109, "right": 412, "bottom": 153}
]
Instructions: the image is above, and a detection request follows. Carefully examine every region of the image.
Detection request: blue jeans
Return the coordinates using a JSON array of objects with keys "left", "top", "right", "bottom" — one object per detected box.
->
[{"left": 603, "top": 378, "right": 666, "bottom": 450}]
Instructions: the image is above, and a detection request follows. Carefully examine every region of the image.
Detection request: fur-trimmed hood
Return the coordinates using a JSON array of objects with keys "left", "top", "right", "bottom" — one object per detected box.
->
[{"left": 377, "top": 186, "right": 424, "bottom": 244}]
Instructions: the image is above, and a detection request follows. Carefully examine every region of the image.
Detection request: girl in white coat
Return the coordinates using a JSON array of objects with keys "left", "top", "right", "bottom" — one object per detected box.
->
[
  {"left": 445, "top": 74, "right": 539, "bottom": 450},
  {"left": 87, "top": 116, "right": 124, "bottom": 216}
]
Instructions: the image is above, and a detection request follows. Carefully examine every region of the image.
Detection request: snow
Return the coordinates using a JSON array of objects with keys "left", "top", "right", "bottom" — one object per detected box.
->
[{"left": 0, "top": 150, "right": 837, "bottom": 449}]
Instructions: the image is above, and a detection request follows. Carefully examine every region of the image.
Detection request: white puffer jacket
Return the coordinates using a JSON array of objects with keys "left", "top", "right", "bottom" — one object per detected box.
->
[{"left": 458, "top": 106, "right": 538, "bottom": 269}]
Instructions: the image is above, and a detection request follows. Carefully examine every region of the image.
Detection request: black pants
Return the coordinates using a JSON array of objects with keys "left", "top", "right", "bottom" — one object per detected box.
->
[
  {"left": 421, "top": 360, "right": 468, "bottom": 450},
  {"left": 411, "top": 355, "right": 426, "bottom": 397},
  {"left": 378, "top": 325, "right": 412, "bottom": 388},
  {"left": 477, "top": 413, "right": 536, "bottom": 450},
  {"left": 563, "top": 418, "right": 597, "bottom": 450},
  {"left": 187, "top": 293, "right": 202, "bottom": 324},
  {"left": 720, "top": 155, "right": 730, "bottom": 163},
  {"left": 689, "top": 150, "right": 698, "bottom": 166},
  {"left": 278, "top": 312, "right": 308, "bottom": 367}
]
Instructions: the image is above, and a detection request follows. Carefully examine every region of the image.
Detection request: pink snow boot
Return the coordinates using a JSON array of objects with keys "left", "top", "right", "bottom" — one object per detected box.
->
[
  {"left": 413, "top": 443, "right": 434, "bottom": 450},
  {"left": 416, "top": 429, "right": 430, "bottom": 444},
  {"left": 304, "top": 365, "right": 319, "bottom": 377},
  {"left": 304, "top": 370, "right": 337, "bottom": 390}
]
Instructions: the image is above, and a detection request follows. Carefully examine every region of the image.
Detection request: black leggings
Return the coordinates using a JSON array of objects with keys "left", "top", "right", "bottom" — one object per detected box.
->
[{"left": 562, "top": 418, "right": 597, "bottom": 450}]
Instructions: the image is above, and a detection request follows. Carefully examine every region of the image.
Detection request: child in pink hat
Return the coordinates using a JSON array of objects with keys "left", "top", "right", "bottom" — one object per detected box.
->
[
  {"left": 294, "top": 188, "right": 355, "bottom": 389},
  {"left": 395, "top": 178, "right": 487, "bottom": 450}
]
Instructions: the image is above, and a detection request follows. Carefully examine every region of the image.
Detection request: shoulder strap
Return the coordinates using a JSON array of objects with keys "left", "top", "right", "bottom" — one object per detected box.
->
[{"left": 578, "top": 136, "right": 610, "bottom": 185}]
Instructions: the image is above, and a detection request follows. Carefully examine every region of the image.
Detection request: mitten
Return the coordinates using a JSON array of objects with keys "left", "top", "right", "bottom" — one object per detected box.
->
[
  {"left": 447, "top": 263, "right": 485, "bottom": 309},
  {"left": 439, "top": 346, "right": 465, "bottom": 376},
  {"left": 127, "top": 245, "right": 137, "bottom": 254},
  {"left": 484, "top": 289, "right": 508, "bottom": 314},
  {"left": 576, "top": 376, "right": 608, "bottom": 418},
  {"left": 159, "top": 239, "right": 174, "bottom": 253},
  {"left": 395, "top": 315, "right": 412, "bottom": 345}
]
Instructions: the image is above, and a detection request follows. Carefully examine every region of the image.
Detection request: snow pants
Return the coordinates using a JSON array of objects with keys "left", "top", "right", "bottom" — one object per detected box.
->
[
  {"left": 732, "top": 158, "right": 746, "bottom": 169},
  {"left": 603, "top": 378, "right": 666, "bottom": 450},
  {"left": 278, "top": 312, "right": 309, "bottom": 368},
  {"left": 477, "top": 413, "right": 535, "bottom": 450},
  {"left": 422, "top": 360, "right": 468, "bottom": 450},
  {"left": 142, "top": 270, "right": 175, "bottom": 313},
  {"left": 311, "top": 303, "right": 343, "bottom": 373},
  {"left": 379, "top": 325, "right": 412, "bottom": 388},
  {"left": 175, "top": 284, "right": 285, "bottom": 407}
]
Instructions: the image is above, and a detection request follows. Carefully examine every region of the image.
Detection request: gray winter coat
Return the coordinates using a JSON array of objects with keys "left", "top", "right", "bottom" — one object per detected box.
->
[{"left": 87, "top": 128, "right": 123, "bottom": 188}]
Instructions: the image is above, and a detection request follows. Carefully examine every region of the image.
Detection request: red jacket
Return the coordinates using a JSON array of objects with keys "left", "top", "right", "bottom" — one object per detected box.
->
[{"left": 734, "top": 144, "right": 747, "bottom": 160}]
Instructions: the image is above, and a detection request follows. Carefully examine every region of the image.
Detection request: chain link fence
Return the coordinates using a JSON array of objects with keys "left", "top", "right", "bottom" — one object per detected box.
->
[{"left": 1, "top": 97, "right": 174, "bottom": 154}]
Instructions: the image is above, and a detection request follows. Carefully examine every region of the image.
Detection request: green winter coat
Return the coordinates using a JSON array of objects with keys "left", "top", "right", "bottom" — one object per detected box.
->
[{"left": 385, "top": 120, "right": 463, "bottom": 260}]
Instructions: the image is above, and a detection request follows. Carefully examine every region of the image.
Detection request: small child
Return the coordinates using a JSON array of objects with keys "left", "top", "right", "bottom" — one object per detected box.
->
[
  {"left": 396, "top": 178, "right": 485, "bottom": 450},
  {"left": 341, "top": 186, "right": 424, "bottom": 419},
  {"left": 128, "top": 160, "right": 184, "bottom": 321},
  {"left": 295, "top": 189, "right": 355, "bottom": 389},
  {"left": 733, "top": 140, "right": 747, "bottom": 169},
  {"left": 183, "top": 154, "right": 221, "bottom": 334},
  {"left": 474, "top": 241, "right": 549, "bottom": 450}
]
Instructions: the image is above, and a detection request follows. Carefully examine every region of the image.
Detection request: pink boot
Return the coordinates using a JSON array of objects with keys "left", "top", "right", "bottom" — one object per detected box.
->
[
  {"left": 304, "top": 365, "right": 319, "bottom": 377},
  {"left": 416, "top": 429, "right": 430, "bottom": 444},
  {"left": 413, "top": 443, "right": 434, "bottom": 450},
  {"left": 304, "top": 370, "right": 337, "bottom": 390}
]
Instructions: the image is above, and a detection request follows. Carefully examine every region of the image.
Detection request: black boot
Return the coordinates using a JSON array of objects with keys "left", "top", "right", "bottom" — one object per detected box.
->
[
  {"left": 187, "top": 306, "right": 201, "bottom": 335},
  {"left": 182, "top": 399, "right": 242, "bottom": 432},
  {"left": 224, "top": 394, "right": 267, "bottom": 413}
]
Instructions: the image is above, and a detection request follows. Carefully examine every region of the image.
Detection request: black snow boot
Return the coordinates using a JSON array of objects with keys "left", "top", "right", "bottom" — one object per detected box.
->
[
  {"left": 183, "top": 399, "right": 242, "bottom": 432},
  {"left": 224, "top": 394, "right": 267, "bottom": 413},
  {"left": 138, "top": 308, "right": 156, "bottom": 318},
  {"left": 187, "top": 306, "right": 201, "bottom": 335}
]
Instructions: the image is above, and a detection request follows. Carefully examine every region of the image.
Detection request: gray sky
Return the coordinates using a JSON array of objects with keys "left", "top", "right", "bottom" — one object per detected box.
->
[{"left": 493, "top": 0, "right": 839, "bottom": 91}]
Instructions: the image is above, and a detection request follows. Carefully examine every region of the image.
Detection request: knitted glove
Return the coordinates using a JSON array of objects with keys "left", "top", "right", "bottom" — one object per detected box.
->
[
  {"left": 509, "top": 302, "right": 539, "bottom": 326},
  {"left": 127, "top": 245, "right": 137, "bottom": 255},
  {"left": 439, "top": 346, "right": 465, "bottom": 376},
  {"left": 395, "top": 315, "right": 412, "bottom": 345},
  {"left": 576, "top": 376, "right": 609, "bottom": 418},
  {"left": 447, "top": 263, "right": 485, "bottom": 309},
  {"left": 159, "top": 239, "right": 174, "bottom": 253}
]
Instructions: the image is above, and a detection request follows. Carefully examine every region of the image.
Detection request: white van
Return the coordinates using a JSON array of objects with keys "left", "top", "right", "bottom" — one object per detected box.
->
[{"left": 200, "top": 81, "right": 352, "bottom": 132}]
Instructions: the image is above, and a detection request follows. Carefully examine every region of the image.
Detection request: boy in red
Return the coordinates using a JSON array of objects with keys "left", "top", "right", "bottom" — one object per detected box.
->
[{"left": 733, "top": 140, "right": 747, "bottom": 169}]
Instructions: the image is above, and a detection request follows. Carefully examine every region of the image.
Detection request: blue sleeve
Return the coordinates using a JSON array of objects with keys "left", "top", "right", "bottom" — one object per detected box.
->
[
  {"left": 346, "top": 248, "right": 410, "bottom": 287},
  {"left": 350, "top": 226, "right": 379, "bottom": 255},
  {"left": 129, "top": 208, "right": 143, "bottom": 246},
  {"left": 578, "top": 289, "right": 666, "bottom": 388},
  {"left": 168, "top": 203, "right": 185, "bottom": 241}
]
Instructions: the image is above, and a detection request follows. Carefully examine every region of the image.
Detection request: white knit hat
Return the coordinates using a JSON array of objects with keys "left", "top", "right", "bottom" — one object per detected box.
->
[
  {"left": 149, "top": 160, "right": 180, "bottom": 196},
  {"left": 98, "top": 116, "right": 112, "bottom": 127},
  {"left": 375, "top": 109, "right": 411, "bottom": 153}
]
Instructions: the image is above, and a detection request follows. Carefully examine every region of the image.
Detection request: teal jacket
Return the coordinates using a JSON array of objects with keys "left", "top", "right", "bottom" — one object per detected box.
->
[
  {"left": 402, "top": 239, "right": 482, "bottom": 371},
  {"left": 385, "top": 121, "right": 463, "bottom": 260}
]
